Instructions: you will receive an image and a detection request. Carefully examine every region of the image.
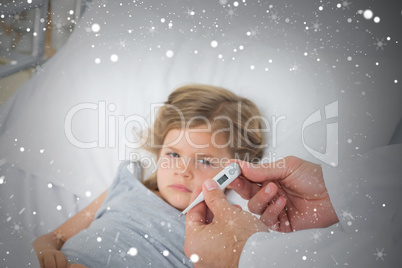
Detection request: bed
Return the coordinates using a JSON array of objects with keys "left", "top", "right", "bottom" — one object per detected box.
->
[{"left": 1, "top": 0, "right": 401, "bottom": 266}]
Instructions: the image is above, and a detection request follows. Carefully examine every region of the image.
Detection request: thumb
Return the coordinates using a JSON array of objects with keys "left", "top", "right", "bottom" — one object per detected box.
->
[
  {"left": 202, "top": 179, "right": 232, "bottom": 218},
  {"left": 185, "top": 185, "right": 206, "bottom": 228}
]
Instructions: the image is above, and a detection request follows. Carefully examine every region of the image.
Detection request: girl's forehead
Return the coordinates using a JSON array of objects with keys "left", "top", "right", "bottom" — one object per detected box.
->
[
  {"left": 163, "top": 128, "right": 231, "bottom": 154},
  {"left": 164, "top": 127, "right": 227, "bottom": 141}
]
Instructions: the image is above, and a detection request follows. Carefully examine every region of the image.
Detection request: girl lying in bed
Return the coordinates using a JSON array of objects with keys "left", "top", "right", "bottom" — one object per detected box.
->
[{"left": 33, "top": 84, "right": 285, "bottom": 267}]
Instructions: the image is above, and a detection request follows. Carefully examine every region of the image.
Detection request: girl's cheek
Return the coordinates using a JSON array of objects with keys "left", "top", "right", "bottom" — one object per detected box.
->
[{"left": 194, "top": 167, "right": 220, "bottom": 184}]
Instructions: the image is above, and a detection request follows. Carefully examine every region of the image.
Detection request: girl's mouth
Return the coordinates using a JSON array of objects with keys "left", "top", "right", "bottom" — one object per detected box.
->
[{"left": 170, "top": 184, "right": 191, "bottom": 193}]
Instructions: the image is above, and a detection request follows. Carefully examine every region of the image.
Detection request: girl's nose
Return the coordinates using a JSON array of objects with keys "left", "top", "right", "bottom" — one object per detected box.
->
[{"left": 176, "top": 158, "right": 193, "bottom": 179}]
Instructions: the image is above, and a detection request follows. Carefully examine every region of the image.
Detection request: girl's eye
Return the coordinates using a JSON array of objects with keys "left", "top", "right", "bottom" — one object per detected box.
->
[
  {"left": 167, "top": 152, "right": 180, "bottom": 158},
  {"left": 198, "top": 159, "right": 211, "bottom": 166}
]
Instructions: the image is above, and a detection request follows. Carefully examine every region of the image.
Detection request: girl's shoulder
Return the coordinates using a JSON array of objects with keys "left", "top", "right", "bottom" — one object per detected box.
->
[
  {"left": 110, "top": 161, "right": 143, "bottom": 190},
  {"left": 124, "top": 161, "right": 143, "bottom": 180}
]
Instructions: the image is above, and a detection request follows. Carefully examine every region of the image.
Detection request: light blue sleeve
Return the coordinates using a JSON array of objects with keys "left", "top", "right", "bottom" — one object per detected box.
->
[{"left": 94, "top": 161, "right": 141, "bottom": 219}]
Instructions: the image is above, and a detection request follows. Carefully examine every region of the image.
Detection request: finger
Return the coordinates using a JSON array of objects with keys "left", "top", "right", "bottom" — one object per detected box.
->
[
  {"left": 185, "top": 185, "right": 206, "bottom": 230},
  {"left": 233, "top": 204, "right": 243, "bottom": 210},
  {"left": 202, "top": 179, "right": 233, "bottom": 218},
  {"left": 43, "top": 254, "right": 56, "bottom": 268},
  {"left": 55, "top": 252, "right": 68, "bottom": 268},
  {"left": 205, "top": 205, "right": 214, "bottom": 224},
  {"left": 233, "top": 157, "right": 303, "bottom": 183},
  {"left": 278, "top": 209, "right": 293, "bottom": 233},
  {"left": 247, "top": 182, "right": 278, "bottom": 215},
  {"left": 259, "top": 196, "right": 287, "bottom": 227},
  {"left": 228, "top": 176, "right": 262, "bottom": 200},
  {"left": 229, "top": 159, "right": 285, "bottom": 200},
  {"left": 37, "top": 255, "right": 45, "bottom": 268}
]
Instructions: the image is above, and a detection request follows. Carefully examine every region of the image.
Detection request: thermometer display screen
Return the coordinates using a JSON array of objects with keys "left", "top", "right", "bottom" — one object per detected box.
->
[{"left": 217, "top": 174, "right": 228, "bottom": 185}]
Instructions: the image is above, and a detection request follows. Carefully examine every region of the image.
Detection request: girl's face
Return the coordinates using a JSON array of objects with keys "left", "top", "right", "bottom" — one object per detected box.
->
[{"left": 156, "top": 127, "right": 232, "bottom": 210}]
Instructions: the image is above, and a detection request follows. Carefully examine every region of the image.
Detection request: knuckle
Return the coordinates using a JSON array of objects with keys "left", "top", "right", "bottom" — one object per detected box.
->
[{"left": 248, "top": 201, "right": 262, "bottom": 214}]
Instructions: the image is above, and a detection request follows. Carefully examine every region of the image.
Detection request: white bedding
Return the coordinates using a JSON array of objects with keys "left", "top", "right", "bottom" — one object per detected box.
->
[{"left": 0, "top": 0, "right": 401, "bottom": 267}]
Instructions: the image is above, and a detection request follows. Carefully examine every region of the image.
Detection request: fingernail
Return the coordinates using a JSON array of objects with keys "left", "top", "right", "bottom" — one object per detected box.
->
[
  {"left": 265, "top": 184, "right": 272, "bottom": 194},
  {"left": 204, "top": 180, "right": 217, "bottom": 191},
  {"left": 276, "top": 197, "right": 283, "bottom": 206}
]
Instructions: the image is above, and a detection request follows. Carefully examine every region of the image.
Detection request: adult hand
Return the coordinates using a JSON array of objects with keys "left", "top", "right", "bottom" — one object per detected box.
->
[
  {"left": 230, "top": 156, "right": 339, "bottom": 232},
  {"left": 184, "top": 179, "right": 269, "bottom": 268}
]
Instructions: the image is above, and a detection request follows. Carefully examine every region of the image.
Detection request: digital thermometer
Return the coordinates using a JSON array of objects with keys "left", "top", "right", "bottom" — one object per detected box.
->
[{"left": 179, "top": 163, "right": 241, "bottom": 217}]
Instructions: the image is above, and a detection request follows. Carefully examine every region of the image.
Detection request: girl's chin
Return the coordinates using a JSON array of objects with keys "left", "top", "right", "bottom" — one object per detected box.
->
[{"left": 171, "top": 195, "right": 190, "bottom": 211}]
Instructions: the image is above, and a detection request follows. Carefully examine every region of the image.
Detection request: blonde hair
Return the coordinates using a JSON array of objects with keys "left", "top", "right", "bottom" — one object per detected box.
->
[{"left": 143, "top": 84, "right": 266, "bottom": 190}]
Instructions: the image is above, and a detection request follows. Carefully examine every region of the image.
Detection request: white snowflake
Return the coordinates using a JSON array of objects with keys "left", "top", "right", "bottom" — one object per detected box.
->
[
  {"left": 373, "top": 38, "right": 386, "bottom": 50},
  {"left": 185, "top": 7, "right": 196, "bottom": 18},
  {"left": 98, "top": 0, "right": 109, "bottom": 6},
  {"left": 32, "top": 64, "right": 44, "bottom": 74},
  {"left": 190, "top": 253, "right": 200, "bottom": 263},
  {"left": 311, "top": 20, "right": 322, "bottom": 32},
  {"left": 310, "top": 48, "right": 320, "bottom": 57},
  {"left": 84, "top": 210, "right": 94, "bottom": 220},
  {"left": 341, "top": 0, "right": 352, "bottom": 10},
  {"left": 340, "top": 209, "right": 355, "bottom": 221},
  {"left": 373, "top": 248, "right": 386, "bottom": 261},
  {"left": 117, "top": 38, "right": 129, "bottom": 50},
  {"left": 83, "top": 0, "right": 94, "bottom": 11},
  {"left": 246, "top": 239, "right": 258, "bottom": 249},
  {"left": 51, "top": 19, "right": 65, "bottom": 34},
  {"left": 268, "top": 11, "right": 280, "bottom": 24},
  {"left": 11, "top": 222, "right": 23, "bottom": 234},
  {"left": 13, "top": 13, "right": 23, "bottom": 22},
  {"left": 127, "top": 247, "right": 138, "bottom": 256},
  {"left": 119, "top": 249, "right": 127, "bottom": 259},
  {"left": 289, "top": 63, "right": 302, "bottom": 72},
  {"left": 310, "top": 230, "right": 322, "bottom": 243},
  {"left": 53, "top": 231, "right": 65, "bottom": 242},
  {"left": 246, "top": 27, "right": 260, "bottom": 39},
  {"left": 225, "top": 8, "right": 238, "bottom": 19},
  {"left": 227, "top": 219, "right": 236, "bottom": 228},
  {"left": 148, "top": 24, "right": 158, "bottom": 35}
]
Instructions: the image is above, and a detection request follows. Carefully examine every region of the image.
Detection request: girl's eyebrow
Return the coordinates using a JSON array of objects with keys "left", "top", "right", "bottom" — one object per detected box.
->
[
  {"left": 162, "top": 146, "right": 220, "bottom": 159},
  {"left": 162, "top": 146, "right": 185, "bottom": 156},
  {"left": 163, "top": 145, "right": 178, "bottom": 151}
]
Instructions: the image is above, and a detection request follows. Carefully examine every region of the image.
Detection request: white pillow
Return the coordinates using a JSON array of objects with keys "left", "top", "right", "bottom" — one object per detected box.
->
[{"left": 0, "top": 0, "right": 399, "bottom": 198}]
